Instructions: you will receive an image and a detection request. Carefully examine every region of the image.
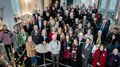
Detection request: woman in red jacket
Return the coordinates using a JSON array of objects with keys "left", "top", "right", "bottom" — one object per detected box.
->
[{"left": 93, "top": 44, "right": 107, "bottom": 67}]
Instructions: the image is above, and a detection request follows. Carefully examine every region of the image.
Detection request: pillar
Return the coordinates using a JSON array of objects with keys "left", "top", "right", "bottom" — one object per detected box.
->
[
  {"left": 114, "top": 0, "right": 120, "bottom": 23},
  {"left": 104, "top": 0, "right": 110, "bottom": 17}
]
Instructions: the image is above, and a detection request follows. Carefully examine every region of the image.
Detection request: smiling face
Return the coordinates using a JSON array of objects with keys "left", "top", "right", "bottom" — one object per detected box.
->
[
  {"left": 83, "top": 16, "right": 87, "bottom": 20},
  {"left": 3, "top": 25, "right": 7, "bottom": 31},
  {"left": 14, "top": 26, "right": 18, "bottom": 32},
  {"left": 98, "top": 30, "right": 102, "bottom": 36},
  {"left": 34, "top": 25, "right": 38, "bottom": 31},
  {"left": 69, "top": 30, "right": 73, "bottom": 35},
  {"left": 100, "top": 45, "right": 104, "bottom": 51},
  {"left": 73, "top": 39, "right": 78, "bottom": 45},
  {"left": 38, "top": 16, "right": 42, "bottom": 20},
  {"left": 28, "top": 36, "right": 32, "bottom": 42},
  {"left": 75, "top": 18, "right": 79, "bottom": 23},
  {"left": 86, "top": 38, "right": 91, "bottom": 45},
  {"left": 113, "top": 28, "right": 118, "bottom": 34},
  {"left": 113, "top": 48, "right": 118, "bottom": 55},
  {"left": 42, "top": 29, "right": 47, "bottom": 35},
  {"left": 78, "top": 23, "right": 82, "bottom": 29},
  {"left": 66, "top": 35, "right": 69, "bottom": 40},
  {"left": 52, "top": 34, "right": 57, "bottom": 41},
  {"left": 87, "top": 29, "right": 92, "bottom": 34},
  {"left": 21, "top": 28, "right": 25, "bottom": 33},
  {"left": 94, "top": 17, "right": 97, "bottom": 22}
]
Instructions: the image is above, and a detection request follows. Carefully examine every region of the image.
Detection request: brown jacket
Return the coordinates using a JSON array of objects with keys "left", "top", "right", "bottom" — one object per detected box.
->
[{"left": 26, "top": 41, "right": 36, "bottom": 57}]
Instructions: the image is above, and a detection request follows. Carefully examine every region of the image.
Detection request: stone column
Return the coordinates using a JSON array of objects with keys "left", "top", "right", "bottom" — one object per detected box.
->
[
  {"left": 104, "top": 0, "right": 110, "bottom": 17},
  {"left": 114, "top": 0, "right": 120, "bottom": 23}
]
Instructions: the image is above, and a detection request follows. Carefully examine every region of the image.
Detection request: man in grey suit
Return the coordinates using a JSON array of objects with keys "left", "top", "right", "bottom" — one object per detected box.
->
[
  {"left": 82, "top": 38, "right": 93, "bottom": 67},
  {"left": 48, "top": 34, "right": 61, "bottom": 67}
]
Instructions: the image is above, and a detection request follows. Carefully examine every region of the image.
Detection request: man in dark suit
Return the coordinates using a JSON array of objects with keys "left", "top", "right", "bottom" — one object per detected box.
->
[
  {"left": 58, "top": 16, "right": 65, "bottom": 28},
  {"left": 31, "top": 25, "right": 41, "bottom": 45},
  {"left": 91, "top": 17, "right": 99, "bottom": 39},
  {"left": 72, "top": 18, "right": 79, "bottom": 30},
  {"left": 23, "top": 20, "right": 33, "bottom": 35},
  {"left": 37, "top": 16, "right": 43, "bottom": 30},
  {"left": 98, "top": 17, "right": 109, "bottom": 44},
  {"left": 32, "top": 13, "right": 40, "bottom": 25},
  {"left": 80, "top": 16, "right": 90, "bottom": 34},
  {"left": 82, "top": 38, "right": 93, "bottom": 67},
  {"left": 41, "top": 20, "right": 50, "bottom": 34},
  {"left": 68, "top": 12, "right": 75, "bottom": 27}
]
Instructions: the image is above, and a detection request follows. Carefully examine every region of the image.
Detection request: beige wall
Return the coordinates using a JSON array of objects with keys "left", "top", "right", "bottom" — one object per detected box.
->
[
  {"left": 44, "top": 0, "right": 51, "bottom": 8},
  {"left": 20, "top": 0, "right": 37, "bottom": 15},
  {"left": 19, "top": 0, "right": 52, "bottom": 15}
]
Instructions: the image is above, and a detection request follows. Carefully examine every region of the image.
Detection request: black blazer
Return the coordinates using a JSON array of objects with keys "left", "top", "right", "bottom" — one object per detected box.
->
[
  {"left": 107, "top": 54, "right": 120, "bottom": 67},
  {"left": 23, "top": 24, "right": 33, "bottom": 35},
  {"left": 39, "top": 35, "right": 49, "bottom": 43},
  {"left": 82, "top": 43, "right": 93, "bottom": 60},
  {"left": 31, "top": 30, "right": 41, "bottom": 45}
]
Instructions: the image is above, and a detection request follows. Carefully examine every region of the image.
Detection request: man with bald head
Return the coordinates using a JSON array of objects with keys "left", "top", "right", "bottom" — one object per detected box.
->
[{"left": 48, "top": 34, "right": 61, "bottom": 67}]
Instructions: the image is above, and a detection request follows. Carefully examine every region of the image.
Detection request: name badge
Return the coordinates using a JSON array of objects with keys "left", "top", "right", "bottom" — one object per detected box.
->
[{"left": 103, "top": 54, "right": 105, "bottom": 56}]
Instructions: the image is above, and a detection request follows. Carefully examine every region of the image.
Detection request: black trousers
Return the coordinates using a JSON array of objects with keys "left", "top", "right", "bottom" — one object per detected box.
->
[{"left": 4, "top": 45, "right": 12, "bottom": 60}]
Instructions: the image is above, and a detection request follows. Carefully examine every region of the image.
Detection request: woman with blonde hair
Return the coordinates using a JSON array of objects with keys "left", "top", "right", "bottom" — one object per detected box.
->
[
  {"left": 107, "top": 48, "right": 120, "bottom": 67},
  {"left": 26, "top": 36, "right": 37, "bottom": 67},
  {"left": 40, "top": 29, "right": 49, "bottom": 44}
]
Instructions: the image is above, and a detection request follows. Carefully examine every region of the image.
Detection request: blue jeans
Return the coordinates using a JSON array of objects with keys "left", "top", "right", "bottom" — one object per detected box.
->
[{"left": 31, "top": 56, "right": 37, "bottom": 65}]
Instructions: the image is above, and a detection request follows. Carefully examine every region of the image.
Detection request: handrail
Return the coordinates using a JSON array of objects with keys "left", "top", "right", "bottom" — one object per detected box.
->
[{"left": 15, "top": 49, "right": 26, "bottom": 63}]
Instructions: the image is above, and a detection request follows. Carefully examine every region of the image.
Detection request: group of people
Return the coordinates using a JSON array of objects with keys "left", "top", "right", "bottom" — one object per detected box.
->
[{"left": 0, "top": 1, "right": 120, "bottom": 67}]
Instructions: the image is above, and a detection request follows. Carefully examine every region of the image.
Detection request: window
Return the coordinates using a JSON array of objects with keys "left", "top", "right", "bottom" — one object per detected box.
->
[
  {"left": 108, "top": 0, "right": 118, "bottom": 11},
  {"left": 100, "top": 0, "right": 107, "bottom": 9}
]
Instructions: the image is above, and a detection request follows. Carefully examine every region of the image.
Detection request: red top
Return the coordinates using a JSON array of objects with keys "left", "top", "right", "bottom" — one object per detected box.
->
[
  {"left": 92, "top": 49, "right": 107, "bottom": 67},
  {"left": 49, "top": 32, "right": 54, "bottom": 41},
  {"left": 64, "top": 50, "right": 70, "bottom": 59}
]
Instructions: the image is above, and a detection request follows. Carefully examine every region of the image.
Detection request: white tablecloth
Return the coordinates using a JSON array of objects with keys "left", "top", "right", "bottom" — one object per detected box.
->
[{"left": 35, "top": 44, "right": 49, "bottom": 53}]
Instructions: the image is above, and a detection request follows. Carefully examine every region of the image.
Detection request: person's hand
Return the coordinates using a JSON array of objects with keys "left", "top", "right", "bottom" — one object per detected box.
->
[
  {"left": 43, "top": 41, "right": 46, "bottom": 45},
  {"left": 97, "top": 62, "right": 100, "bottom": 66},
  {"left": 24, "top": 56, "right": 27, "bottom": 60},
  {"left": 82, "top": 54, "right": 85, "bottom": 58}
]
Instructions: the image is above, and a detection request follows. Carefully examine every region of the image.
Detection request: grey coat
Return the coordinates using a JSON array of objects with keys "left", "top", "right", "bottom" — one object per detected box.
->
[
  {"left": 12, "top": 32, "right": 19, "bottom": 50},
  {"left": 82, "top": 43, "right": 93, "bottom": 67}
]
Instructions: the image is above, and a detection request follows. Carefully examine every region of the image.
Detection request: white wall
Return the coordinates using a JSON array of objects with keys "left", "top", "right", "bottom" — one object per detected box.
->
[
  {"left": 11, "top": 0, "right": 21, "bottom": 15},
  {"left": 0, "top": 0, "right": 15, "bottom": 30}
]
